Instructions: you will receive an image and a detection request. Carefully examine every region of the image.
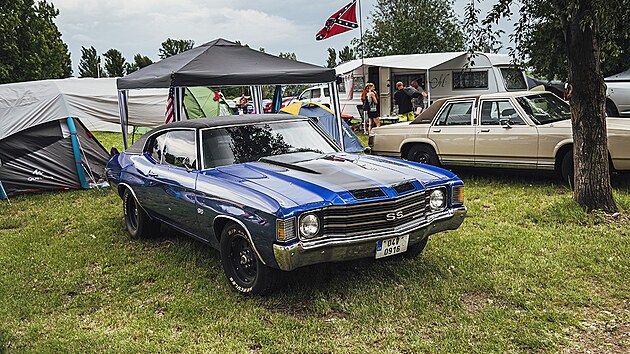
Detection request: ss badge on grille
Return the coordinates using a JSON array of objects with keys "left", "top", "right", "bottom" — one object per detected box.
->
[{"left": 386, "top": 211, "right": 404, "bottom": 221}]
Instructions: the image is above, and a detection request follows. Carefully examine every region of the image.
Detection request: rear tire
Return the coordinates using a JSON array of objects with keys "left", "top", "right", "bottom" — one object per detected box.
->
[
  {"left": 560, "top": 150, "right": 574, "bottom": 187},
  {"left": 123, "top": 189, "right": 160, "bottom": 239},
  {"left": 404, "top": 236, "right": 429, "bottom": 258},
  {"left": 407, "top": 145, "right": 439, "bottom": 166},
  {"left": 220, "top": 223, "right": 282, "bottom": 295}
]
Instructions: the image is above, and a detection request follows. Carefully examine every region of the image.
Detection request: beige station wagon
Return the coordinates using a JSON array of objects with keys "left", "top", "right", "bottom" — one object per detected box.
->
[{"left": 368, "top": 91, "right": 630, "bottom": 182}]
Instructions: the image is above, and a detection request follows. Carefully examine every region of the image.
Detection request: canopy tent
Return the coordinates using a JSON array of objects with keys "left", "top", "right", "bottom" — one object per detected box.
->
[
  {"left": 116, "top": 38, "right": 343, "bottom": 149},
  {"left": 0, "top": 78, "right": 167, "bottom": 140},
  {"left": 605, "top": 68, "right": 630, "bottom": 82},
  {"left": 183, "top": 87, "right": 232, "bottom": 118},
  {"left": 280, "top": 102, "right": 364, "bottom": 153}
]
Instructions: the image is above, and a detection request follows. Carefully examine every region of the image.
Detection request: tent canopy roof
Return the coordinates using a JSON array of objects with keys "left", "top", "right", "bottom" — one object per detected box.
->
[
  {"left": 335, "top": 52, "right": 514, "bottom": 75},
  {"left": 117, "top": 38, "right": 336, "bottom": 90}
]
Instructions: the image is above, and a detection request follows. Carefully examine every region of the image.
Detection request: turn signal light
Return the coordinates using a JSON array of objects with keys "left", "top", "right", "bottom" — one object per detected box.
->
[{"left": 452, "top": 186, "right": 465, "bottom": 204}]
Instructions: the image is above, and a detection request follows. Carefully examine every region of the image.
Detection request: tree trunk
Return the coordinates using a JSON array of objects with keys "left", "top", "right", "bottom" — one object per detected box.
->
[{"left": 562, "top": 0, "right": 617, "bottom": 212}]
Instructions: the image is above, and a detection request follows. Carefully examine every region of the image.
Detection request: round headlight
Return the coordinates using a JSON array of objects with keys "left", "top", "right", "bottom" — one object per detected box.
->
[
  {"left": 299, "top": 214, "right": 320, "bottom": 238},
  {"left": 429, "top": 189, "right": 446, "bottom": 211}
]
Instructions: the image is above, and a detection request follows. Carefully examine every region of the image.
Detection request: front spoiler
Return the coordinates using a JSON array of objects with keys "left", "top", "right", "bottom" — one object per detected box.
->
[{"left": 273, "top": 206, "right": 466, "bottom": 271}]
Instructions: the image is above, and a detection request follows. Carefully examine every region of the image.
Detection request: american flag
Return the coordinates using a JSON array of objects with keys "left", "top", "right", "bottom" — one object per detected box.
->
[
  {"left": 165, "top": 86, "right": 174, "bottom": 124},
  {"left": 316, "top": 0, "right": 358, "bottom": 41}
]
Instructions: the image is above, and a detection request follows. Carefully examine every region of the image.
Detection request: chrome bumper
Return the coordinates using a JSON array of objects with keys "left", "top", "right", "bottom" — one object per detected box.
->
[{"left": 273, "top": 206, "right": 466, "bottom": 271}]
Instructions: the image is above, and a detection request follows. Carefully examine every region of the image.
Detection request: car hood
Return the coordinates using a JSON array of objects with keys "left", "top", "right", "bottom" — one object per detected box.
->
[{"left": 211, "top": 152, "right": 454, "bottom": 210}]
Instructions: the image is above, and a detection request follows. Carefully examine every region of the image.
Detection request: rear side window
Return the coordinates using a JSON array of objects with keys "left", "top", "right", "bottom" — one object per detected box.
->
[
  {"left": 146, "top": 130, "right": 197, "bottom": 169},
  {"left": 435, "top": 101, "right": 473, "bottom": 126},
  {"left": 453, "top": 70, "right": 488, "bottom": 89},
  {"left": 480, "top": 100, "right": 526, "bottom": 125},
  {"left": 500, "top": 68, "right": 527, "bottom": 90}
]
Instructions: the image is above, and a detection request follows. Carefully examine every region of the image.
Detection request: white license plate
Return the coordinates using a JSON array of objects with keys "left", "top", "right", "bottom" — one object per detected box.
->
[{"left": 375, "top": 234, "right": 409, "bottom": 259}]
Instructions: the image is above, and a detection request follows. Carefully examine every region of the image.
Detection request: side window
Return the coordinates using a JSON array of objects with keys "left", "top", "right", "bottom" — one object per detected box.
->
[
  {"left": 323, "top": 88, "right": 330, "bottom": 97},
  {"left": 146, "top": 130, "right": 197, "bottom": 169},
  {"left": 435, "top": 101, "right": 473, "bottom": 126},
  {"left": 300, "top": 90, "right": 311, "bottom": 100},
  {"left": 481, "top": 100, "right": 525, "bottom": 125},
  {"left": 311, "top": 89, "right": 321, "bottom": 98},
  {"left": 453, "top": 70, "right": 489, "bottom": 89}
]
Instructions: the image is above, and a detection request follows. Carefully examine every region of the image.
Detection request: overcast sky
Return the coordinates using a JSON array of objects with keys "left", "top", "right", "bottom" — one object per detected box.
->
[{"left": 52, "top": 0, "right": 514, "bottom": 75}]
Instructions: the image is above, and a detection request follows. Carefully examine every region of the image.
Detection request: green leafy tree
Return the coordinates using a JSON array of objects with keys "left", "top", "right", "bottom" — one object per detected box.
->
[
  {"left": 0, "top": 0, "right": 72, "bottom": 83},
  {"left": 125, "top": 54, "right": 153, "bottom": 74},
  {"left": 326, "top": 48, "right": 338, "bottom": 68},
  {"left": 158, "top": 38, "right": 194, "bottom": 59},
  {"left": 338, "top": 46, "right": 355, "bottom": 64},
  {"left": 102, "top": 48, "right": 127, "bottom": 77},
  {"left": 465, "top": 0, "right": 626, "bottom": 212},
  {"left": 78, "top": 46, "right": 104, "bottom": 78},
  {"left": 357, "top": 0, "right": 464, "bottom": 57},
  {"left": 278, "top": 52, "right": 297, "bottom": 61}
]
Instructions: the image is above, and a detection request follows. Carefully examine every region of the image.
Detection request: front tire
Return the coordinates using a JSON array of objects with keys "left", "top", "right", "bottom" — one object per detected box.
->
[
  {"left": 220, "top": 223, "right": 282, "bottom": 295},
  {"left": 407, "top": 145, "right": 439, "bottom": 166},
  {"left": 123, "top": 189, "right": 159, "bottom": 239}
]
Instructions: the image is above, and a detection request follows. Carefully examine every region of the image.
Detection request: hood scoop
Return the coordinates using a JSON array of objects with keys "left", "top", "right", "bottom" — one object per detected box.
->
[
  {"left": 349, "top": 187, "right": 386, "bottom": 200},
  {"left": 393, "top": 181, "right": 416, "bottom": 194}
]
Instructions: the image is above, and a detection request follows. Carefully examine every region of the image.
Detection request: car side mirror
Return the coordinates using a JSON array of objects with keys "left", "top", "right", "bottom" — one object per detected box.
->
[{"left": 499, "top": 118, "right": 512, "bottom": 128}]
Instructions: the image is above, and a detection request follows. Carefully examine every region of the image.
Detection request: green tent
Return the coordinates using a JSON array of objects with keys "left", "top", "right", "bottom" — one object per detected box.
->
[{"left": 184, "top": 87, "right": 233, "bottom": 118}]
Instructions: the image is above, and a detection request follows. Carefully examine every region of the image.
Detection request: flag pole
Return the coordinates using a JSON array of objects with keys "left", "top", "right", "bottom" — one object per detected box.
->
[{"left": 358, "top": 0, "right": 367, "bottom": 130}]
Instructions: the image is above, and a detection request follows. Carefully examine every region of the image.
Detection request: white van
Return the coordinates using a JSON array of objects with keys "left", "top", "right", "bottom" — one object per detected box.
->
[
  {"left": 335, "top": 52, "right": 528, "bottom": 118},
  {"left": 297, "top": 85, "right": 362, "bottom": 118}
]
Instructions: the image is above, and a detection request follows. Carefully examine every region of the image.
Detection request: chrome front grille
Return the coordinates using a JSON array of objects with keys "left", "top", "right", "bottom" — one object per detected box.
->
[{"left": 321, "top": 191, "right": 428, "bottom": 237}]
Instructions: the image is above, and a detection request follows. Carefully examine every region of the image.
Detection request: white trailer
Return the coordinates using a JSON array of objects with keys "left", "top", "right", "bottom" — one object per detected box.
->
[{"left": 335, "top": 52, "right": 527, "bottom": 118}]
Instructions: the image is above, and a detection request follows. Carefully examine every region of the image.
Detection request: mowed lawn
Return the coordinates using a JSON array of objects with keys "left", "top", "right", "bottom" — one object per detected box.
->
[{"left": 0, "top": 132, "right": 628, "bottom": 352}]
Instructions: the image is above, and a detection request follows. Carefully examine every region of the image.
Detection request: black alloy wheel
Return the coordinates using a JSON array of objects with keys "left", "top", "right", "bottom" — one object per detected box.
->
[
  {"left": 407, "top": 145, "right": 439, "bottom": 166},
  {"left": 220, "top": 223, "right": 282, "bottom": 295}
]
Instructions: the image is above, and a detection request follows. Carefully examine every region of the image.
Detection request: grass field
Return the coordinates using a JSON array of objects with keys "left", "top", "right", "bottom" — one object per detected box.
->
[{"left": 0, "top": 132, "right": 628, "bottom": 352}]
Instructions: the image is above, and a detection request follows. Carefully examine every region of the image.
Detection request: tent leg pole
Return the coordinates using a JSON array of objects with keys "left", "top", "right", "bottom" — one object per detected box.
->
[
  {"left": 329, "top": 82, "right": 345, "bottom": 151},
  {"left": 117, "top": 89, "right": 129, "bottom": 149},
  {"left": 0, "top": 180, "right": 9, "bottom": 203},
  {"left": 67, "top": 117, "right": 90, "bottom": 189}
]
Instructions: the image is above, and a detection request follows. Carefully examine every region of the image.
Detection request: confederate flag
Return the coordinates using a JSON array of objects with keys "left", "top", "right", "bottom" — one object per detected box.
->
[{"left": 316, "top": 0, "right": 359, "bottom": 41}]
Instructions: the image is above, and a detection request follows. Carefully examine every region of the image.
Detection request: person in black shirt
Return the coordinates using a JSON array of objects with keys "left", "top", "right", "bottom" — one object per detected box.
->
[{"left": 393, "top": 81, "right": 416, "bottom": 122}]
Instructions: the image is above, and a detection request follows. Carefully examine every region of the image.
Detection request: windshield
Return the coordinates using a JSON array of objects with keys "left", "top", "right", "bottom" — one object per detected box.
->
[
  {"left": 516, "top": 93, "right": 571, "bottom": 125},
  {"left": 201, "top": 120, "right": 338, "bottom": 169}
]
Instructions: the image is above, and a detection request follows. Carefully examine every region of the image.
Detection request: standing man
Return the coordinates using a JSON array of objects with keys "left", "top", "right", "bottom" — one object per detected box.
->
[
  {"left": 410, "top": 79, "right": 428, "bottom": 117},
  {"left": 393, "top": 81, "right": 416, "bottom": 122}
]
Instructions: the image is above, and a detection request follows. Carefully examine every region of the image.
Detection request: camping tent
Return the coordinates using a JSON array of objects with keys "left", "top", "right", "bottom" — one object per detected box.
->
[
  {"left": 116, "top": 38, "right": 344, "bottom": 149},
  {"left": 183, "top": 87, "right": 232, "bottom": 118},
  {"left": 280, "top": 102, "right": 364, "bottom": 153},
  {"left": 0, "top": 78, "right": 167, "bottom": 138},
  {"left": 0, "top": 117, "right": 110, "bottom": 199}
]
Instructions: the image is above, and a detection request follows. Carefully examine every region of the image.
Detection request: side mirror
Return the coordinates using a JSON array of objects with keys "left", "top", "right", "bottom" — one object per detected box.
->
[{"left": 499, "top": 118, "right": 512, "bottom": 128}]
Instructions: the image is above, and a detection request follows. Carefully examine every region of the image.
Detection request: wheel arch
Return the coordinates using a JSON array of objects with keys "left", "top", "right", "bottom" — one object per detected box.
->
[
  {"left": 212, "top": 215, "right": 267, "bottom": 265},
  {"left": 400, "top": 139, "right": 439, "bottom": 159},
  {"left": 554, "top": 143, "right": 573, "bottom": 173},
  {"left": 606, "top": 97, "right": 620, "bottom": 116}
]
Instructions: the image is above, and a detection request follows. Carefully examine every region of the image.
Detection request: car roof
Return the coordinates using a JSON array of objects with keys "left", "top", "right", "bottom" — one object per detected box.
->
[{"left": 125, "top": 114, "right": 308, "bottom": 154}]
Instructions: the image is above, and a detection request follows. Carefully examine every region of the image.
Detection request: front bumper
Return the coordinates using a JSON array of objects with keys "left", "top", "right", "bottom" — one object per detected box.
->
[{"left": 273, "top": 206, "right": 466, "bottom": 271}]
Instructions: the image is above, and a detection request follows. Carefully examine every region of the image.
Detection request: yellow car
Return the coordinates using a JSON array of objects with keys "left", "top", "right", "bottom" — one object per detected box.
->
[{"left": 368, "top": 91, "right": 630, "bottom": 182}]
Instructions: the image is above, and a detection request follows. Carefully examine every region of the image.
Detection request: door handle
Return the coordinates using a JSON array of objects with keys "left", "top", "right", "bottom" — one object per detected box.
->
[
  {"left": 480, "top": 129, "right": 490, "bottom": 133},
  {"left": 433, "top": 129, "right": 441, "bottom": 133},
  {"left": 148, "top": 172, "right": 158, "bottom": 177}
]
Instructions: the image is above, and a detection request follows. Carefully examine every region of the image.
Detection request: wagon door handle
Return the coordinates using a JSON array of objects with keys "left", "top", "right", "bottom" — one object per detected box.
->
[
  {"left": 433, "top": 129, "right": 441, "bottom": 133},
  {"left": 480, "top": 129, "right": 490, "bottom": 133}
]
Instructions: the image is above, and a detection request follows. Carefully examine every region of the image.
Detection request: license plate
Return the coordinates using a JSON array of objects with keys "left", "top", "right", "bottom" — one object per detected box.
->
[{"left": 375, "top": 234, "right": 409, "bottom": 259}]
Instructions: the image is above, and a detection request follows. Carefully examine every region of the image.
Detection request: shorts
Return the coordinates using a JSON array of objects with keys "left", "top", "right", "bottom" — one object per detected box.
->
[
  {"left": 368, "top": 110, "right": 379, "bottom": 119},
  {"left": 398, "top": 111, "right": 414, "bottom": 122}
]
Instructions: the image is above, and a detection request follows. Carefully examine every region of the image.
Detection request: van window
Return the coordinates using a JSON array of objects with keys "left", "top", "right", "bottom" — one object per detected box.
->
[
  {"left": 300, "top": 90, "right": 311, "bottom": 100},
  {"left": 324, "top": 88, "right": 330, "bottom": 97},
  {"left": 435, "top": 101, "right": 473, "bottom": 126},
  {"left": 500, "top": 68, "right": 527, "bottom": 90},
  {"left": 311, "top": 89, "right": 321, "bottom": 98},
  {"left": 453, "top": 70, "right": 488, "bottom": 89}
]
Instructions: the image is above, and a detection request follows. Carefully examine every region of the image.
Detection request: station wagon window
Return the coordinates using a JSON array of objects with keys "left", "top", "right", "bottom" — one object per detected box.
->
[
  {"left": 201, "top": 120, "right": 337, "bottom": 169},
  {"left": 452, "top": 70, "right": 488, "bottom": 89},
  {"left": 480, "top": 100, "right": 526, "bottom": 125},
  {"left": 435, "top": 101, "right": 474, "bottom": 126},
  {"left": 147, "top": 130, "right": 197, "bottom": 169},
  {"left": 500, "top": 68, "right": 527, "bottom": 90}
]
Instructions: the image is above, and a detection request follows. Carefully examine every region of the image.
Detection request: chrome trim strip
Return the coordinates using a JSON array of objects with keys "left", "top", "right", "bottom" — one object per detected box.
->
[
  {"left": 322, "top": 198, "right": 427, "bottom": 219},
  {"left": 212, "top": 215, "right": 266, "bottom": 265}
]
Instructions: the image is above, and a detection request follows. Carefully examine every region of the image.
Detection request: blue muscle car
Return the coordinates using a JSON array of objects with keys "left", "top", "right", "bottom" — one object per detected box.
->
[{"left": 106, "top": 114, "right": 466, "bottom": 294}]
